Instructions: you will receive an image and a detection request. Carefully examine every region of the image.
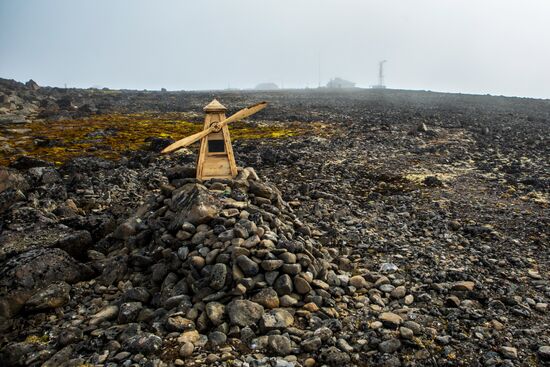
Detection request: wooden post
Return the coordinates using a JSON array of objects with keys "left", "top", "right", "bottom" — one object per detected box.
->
[{"left": 196, "top": 99, "right": 238, "bottom": 180}]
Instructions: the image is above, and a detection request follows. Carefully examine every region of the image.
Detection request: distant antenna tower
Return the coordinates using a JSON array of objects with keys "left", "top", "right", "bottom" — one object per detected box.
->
[
  {"left": 318, "top": 52, "right": 321, "bottom": 88},
  {"left": 372, "top": 60, "right": 387, "bottom": 89},
  {"left": 378, "top": 60, "right": 387, "bottom": 87}
]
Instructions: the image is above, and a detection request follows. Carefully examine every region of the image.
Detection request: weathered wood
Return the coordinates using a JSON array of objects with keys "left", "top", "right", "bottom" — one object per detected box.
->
[
  {"left": 162, "top": 101, "right": 267, "bottom": 154},
  {"left": 163, "top": 99, "right": 267, "bottom": 180}
]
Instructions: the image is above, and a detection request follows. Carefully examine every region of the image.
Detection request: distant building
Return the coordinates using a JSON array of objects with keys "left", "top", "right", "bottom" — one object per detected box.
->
[
  {"left": 255, "top": 82, "right": 279, "bottom": 90},
  {"left": 326, "top": 77, "right": 355, "bottom": 89}
]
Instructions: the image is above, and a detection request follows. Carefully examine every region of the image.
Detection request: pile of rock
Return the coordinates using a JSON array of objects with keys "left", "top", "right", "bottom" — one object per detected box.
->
[{"left": 83, "top": 166, "right": 364, "bottom": 365}]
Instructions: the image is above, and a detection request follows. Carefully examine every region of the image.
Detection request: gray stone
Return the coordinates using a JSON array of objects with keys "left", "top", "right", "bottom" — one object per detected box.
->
[
  {"left": 166, "top": 314, "right": 195, "bottom": 331},
  {"left": 281, "top": 263, "right": 301, "bottom": 275},
  {"left": 452, "top": 281, "right": 475, "bottom": 291},
  {"left": 25, "top": 282, "right": 71, "bottom": 311},
  {"left": 261, "top": 259, "right": 284, "bottom": 271},
  {"left": 90, "top": 305, "right": 119, "bottom": 325},
  {"left": 294, "top": 276, "right": 312, "bottom": 294},
  {"left": 267, "top": 335, "right": 292, "bottom": 356},
  {"left": 538, "top": 346, "right": 550, "bottom": 360},
  {"left": 179, "top": 342, "right": 194, "bottom": 358},
  {"left": 124, "top": 287, "right": 151, "bottom": 303},
  {"left": 209, "top": 263, "right": 227, "bottom": 290},
  {"left": 243, "top": 235, "right": 261, "bottom": 248},
  {"left": 251, "top": 288, "right": 280, "bottom": 309},
  {"left": 379, "top": 312, "right": 403, "bottom": 328},
  {"left": 0, "top": 247, "right": 92, "bottom": 318},
  {"left": 236, "top": 255, "right": 259, "bottom": 276},
  {"left": 378, "top": 338, "right": 401, "bottom": 353},
  {"left": 399, "top": 327, "right": 414, "bottom": 339},
  {"left": 118, "top": 302, "right": 143, "bottom": 324},
  {"left": 54, "top": 230, "right": 92, "bottom": 260},
  {"left": 390, "top": 286, "right": 406, "bottom": 299},
  {"left": 205, "top": 302, "right": 225, "bottom": 325},
  {"left": 260, "top": 308, "right": 294, "bottom": 329},
  {"left": 301, "top": 336, "right": 322, "bottom": 352},
  {"left": 208, "top": 331, "right": 227, "bottom": 347},
  {"left": 274, "top": 274, "right": 293, "bottom": 296},
  {"left": 500, "top": 346, "right": 517, "bottom": 359},
  {"left": 322, "top": 346, "right": 351, "bottom": 365},
  {"left": 227, "top": 300, "right": 264, "bottom": 327},
  {"left": 125, "top": 333, "right": 162, "bottom": 355},
  {"left": 349, "top": 275, "right": 368, "bottom": 289}
]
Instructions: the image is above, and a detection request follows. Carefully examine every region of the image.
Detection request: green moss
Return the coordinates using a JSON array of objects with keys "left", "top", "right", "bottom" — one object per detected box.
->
[{"left": 0, "top": 112, "right": 305, "bottom": 166}]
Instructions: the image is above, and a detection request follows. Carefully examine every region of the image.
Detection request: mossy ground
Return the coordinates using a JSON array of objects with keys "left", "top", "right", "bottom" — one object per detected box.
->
[{"left": 0, "top": 112, "right": 304, "bottom": 166}]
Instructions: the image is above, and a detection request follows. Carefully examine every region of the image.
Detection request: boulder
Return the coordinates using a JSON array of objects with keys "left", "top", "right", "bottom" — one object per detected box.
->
[{"left": 0, "top": 248, "right": 92, "bottom": 318}]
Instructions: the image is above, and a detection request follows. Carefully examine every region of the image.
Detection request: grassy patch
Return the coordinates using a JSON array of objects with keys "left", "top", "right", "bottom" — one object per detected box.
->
[{"left": 0, "top": 112, "right": 304, "bottom": 166}]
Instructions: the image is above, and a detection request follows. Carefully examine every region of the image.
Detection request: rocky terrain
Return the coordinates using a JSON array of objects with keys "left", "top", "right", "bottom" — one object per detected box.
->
[{"left": 0, "top": 78, "right": 549, "bottom": 366}]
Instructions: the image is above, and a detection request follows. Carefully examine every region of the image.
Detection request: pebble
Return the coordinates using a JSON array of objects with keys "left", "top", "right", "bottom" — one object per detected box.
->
[
  {"left": 379, "top": 312, "right": 403, "bottom": 328},
  {"left": 399, "top": 327, "right": 414, "bottom": 339},
  {"left": 349, "top": 275, "right": 368, "bottom": 289},
  {"left": 177, "top": 330, "right": 200, "bottom": 344},
  {"left": 267, "top": 335, "right": 292, "bottom": 356},
  {"left": 378, "top": 338, "right": 401, "bottom": 353},
  {"left": 452, "top": 281, "right": 475, "bottom": 291},
  {"left": 539, "top": 346, "right": 550, "bottom": 360},
  {"left": 251, "top": 288, "right": 280, "bottom": 309},
  {"left": 294, "top": 276, "right": 312, "bottom": 294},
  {"left": 390, "top": 286, "right": 406, "bottom": 299},
  {"left": 260, "top": 308, "right": 294, "bottom": 329},
  {"left": 179, "top": 342, "right": 194, "bottom": 358},
  {"left": 301, "top": 337, "right": 322, "bottom": 352},
  {"left": 500, "top": 346, "right": 518, "bottom": 359}
]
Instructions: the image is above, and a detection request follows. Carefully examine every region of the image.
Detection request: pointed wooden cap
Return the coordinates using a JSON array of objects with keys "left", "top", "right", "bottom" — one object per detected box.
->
[{"left": 203, "top": 99, "right": 227, "bottom": 112}]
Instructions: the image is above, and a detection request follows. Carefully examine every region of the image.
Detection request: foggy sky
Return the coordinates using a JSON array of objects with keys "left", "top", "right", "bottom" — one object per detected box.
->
[{"left": 1, "top": 0, "right": 549, "bottom": 99}]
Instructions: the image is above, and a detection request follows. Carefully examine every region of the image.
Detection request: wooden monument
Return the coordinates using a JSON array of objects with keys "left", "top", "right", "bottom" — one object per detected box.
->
[{"left": 162, "top": 99, "right": 267, "bottom": 180}]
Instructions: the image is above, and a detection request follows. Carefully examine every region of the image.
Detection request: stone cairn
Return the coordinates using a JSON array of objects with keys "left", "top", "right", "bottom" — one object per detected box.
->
[{"left": 104, "top": 167, "right": 361, "bottom": 365}]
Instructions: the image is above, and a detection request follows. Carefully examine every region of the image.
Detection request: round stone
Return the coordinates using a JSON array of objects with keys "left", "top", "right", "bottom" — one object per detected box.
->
[{"left": 179, "top": 342, "right": 194, "bottom": 358}]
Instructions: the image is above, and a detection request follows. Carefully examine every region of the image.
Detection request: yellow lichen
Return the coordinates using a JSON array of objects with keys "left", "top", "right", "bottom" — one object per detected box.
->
[
  {"left": 0, "top": 112, "right": 306, "bottom": 166},
  {"left": 25, "top": 334, "right": 49, "bottom": 344}
]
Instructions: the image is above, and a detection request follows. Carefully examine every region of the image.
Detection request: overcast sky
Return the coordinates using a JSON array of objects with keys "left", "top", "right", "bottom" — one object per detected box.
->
[{"left": 1, "top": 0, "right": 549, "bottom": 98}]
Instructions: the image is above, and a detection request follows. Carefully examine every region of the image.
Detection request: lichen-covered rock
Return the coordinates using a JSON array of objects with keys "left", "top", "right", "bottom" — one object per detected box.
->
[
  {"left": 0, "top": 167, "right": 29, "bottom": 194},
  {"left": 0, "top": 248, "right": 92, "bottom": 318},
  {"left": 124, "top": 333, "right": 162, "bottom": 355},
  {"left": 227, "top": 300, "right": 264, "bottom": 327},
  {"left": 169, "top": 184, "right": 221, "bottom": 229},
  {"left": 24, "top": 281, "right": 71, "bottom": 312}
]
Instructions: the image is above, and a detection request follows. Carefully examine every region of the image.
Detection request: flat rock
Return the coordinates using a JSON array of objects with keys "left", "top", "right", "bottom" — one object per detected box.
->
[
  {"left": 379, "top": 312, "right": 403, "bottom": 328},
  {"left": 24, "top": 281, "right": 71, "bottom": 311},
  {"left": 260, "top": 308, "right": 294, "bottom": 329},
  {"left": 452, "top": 281, "right": 475, "bottom": 291}
]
